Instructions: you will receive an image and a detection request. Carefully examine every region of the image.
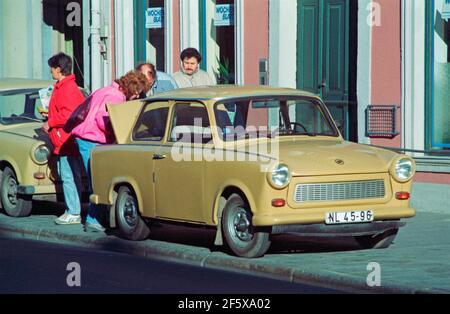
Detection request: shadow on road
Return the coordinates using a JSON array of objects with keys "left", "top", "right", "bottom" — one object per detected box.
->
[
  {"left": 1, "top": 202, "right": 363, "bottom": 257},
  {"left": 132, "top": 222, "right": 363, "bottom": 256}
]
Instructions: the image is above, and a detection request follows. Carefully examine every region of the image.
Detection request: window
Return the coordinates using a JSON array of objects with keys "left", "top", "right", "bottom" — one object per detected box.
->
[
  {"left": 427, "top": 0, "right": 450, "bottom": 149},
  {"left": 214, "top": 97, "right": 338, "bottom": 141},
  {"left": 200, "top": 0, "right": 235, "bottom": 84},
  {"left": 146, "top": 0, "right": 166, "bottom": 71},
  {"left": 169, "top": 103, "right": 212, "bottom": 144},
  {"left": 133, "top": 102, "right": 169, "bottom": 141},
  {"left": 0, "top": 90, "right": 43, "bottom": 125}
]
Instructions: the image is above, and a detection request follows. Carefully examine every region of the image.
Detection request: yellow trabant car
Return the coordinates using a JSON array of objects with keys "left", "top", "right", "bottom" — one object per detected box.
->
[
  {"left": 90, "top": 86, "right": 416, "bottom": 258},
  {"left": 0, "top": 78, "right": 56, "bottom": 217}
]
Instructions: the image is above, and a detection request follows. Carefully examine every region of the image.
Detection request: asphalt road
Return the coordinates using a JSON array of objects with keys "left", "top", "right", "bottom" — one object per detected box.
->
[
  {"left": 1, "top": 188, "right": 450, "bottom": 294},
  {"left": 0, "top": 236, "right": 342, "bottom": 294}
]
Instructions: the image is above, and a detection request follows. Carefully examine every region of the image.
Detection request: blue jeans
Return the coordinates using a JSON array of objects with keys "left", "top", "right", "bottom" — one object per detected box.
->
[
  {"left": 75, "top": 138, "right": 104, "bottom": 225},
  {"left": 57, "top": 156, "right": 83, "bottom": 215}
]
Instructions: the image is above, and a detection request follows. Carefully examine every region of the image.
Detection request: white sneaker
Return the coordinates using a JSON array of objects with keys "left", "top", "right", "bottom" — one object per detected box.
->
[{"left": 55, "top": 213, "right": 81, "bottom": 225}]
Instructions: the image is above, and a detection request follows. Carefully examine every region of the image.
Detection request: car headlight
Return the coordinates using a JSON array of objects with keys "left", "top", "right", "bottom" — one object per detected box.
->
[
  {"left": 267, "top": 163, "right": 291, "bottom": 189},
  {"left": 390, "top": 157, "right": 415, "bottom": 182},
  {"left": 31, "top": 144, "right": 50, "bottom": 165}
]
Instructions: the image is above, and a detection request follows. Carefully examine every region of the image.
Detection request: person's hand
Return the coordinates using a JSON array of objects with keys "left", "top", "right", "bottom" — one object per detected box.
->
[
  {"left": 41, "top": 112, "right": 48, "bottom": 119},
  {"left": 42, "top": 121, "right": 50, "bottom": 134}
]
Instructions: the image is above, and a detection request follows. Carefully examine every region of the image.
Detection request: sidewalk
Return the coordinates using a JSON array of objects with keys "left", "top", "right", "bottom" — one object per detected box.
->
[{"left": 0, "top": 183, "right": 449, "bottom": 294}]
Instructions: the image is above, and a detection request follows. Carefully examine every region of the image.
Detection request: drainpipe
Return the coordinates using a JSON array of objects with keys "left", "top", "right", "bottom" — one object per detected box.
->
[
  {"left": 110, "top": 0, "right": 116, "bottom": 81},
  {"left": 90, "top": 0, "right": 102, "bottom": 91}
]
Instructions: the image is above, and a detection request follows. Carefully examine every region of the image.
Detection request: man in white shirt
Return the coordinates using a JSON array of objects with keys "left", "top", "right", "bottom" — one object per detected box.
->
[{"left": 173, "top": 48, "right": 217, "bottom": 88}]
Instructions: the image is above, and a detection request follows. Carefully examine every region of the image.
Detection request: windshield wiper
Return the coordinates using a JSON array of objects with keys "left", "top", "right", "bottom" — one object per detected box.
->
[{"left": 278, "top": 129, "right": 317, "bottom": 137}]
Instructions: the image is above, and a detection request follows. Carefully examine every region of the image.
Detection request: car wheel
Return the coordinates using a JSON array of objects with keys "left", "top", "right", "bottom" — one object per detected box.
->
[
  {"left": 0, "top": 167, "right": 32, "bottom": 217},
  {"left": 115, "top": 186, "right": 150, "bottom": 241},
  {"left": 354, "top": 228, "right": 399, "bottom": 249},
  {"left": 222, "top": 194, "right": 271, "bottom": 258}
]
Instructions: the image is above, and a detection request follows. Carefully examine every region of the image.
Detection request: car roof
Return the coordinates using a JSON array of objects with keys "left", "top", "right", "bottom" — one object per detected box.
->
[
  {"left": 0, "top": 78, "right": 54, "bottom": 93},
  {"left": 146, "top": 85, "right": 319, "bottom": 102}
]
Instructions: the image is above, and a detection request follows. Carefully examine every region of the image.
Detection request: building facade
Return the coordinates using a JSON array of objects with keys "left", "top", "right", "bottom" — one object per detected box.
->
[{"left": 1, "top": 0, "right": 449, "bottom": 189}]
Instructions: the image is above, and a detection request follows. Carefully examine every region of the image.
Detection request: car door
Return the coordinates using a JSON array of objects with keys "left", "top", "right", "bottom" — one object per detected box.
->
[
  {"left": 108, "top": 100, "right": 169, "bottom": 218},
  {"left": 154, "top": 101, "right": 212, "bottom": 223},
  {"left": 129, "top": 101, "right": 170, "bottom": 218}
]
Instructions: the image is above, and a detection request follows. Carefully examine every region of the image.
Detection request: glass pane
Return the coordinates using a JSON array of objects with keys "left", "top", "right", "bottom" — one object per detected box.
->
[
  {"left": 433, "top": 0, "right": 450, "bottom": 147},
  {"left": 214, "top": 97, "right": 337, "bottom": 141},
  {"left": 147, "top": 0, "right": 165, "bottom": 71},
  {"left": 0, "top": 91, "right": 42, "bottom": 125},
  {"left": 170, "top": 103, "right": 212, "bottom": 144},
  {"left": 133, "top": 102, "right": 169, "bottom": 141},
  {"left": 213, "top": 0, "right": 235, "bottom": 84}
]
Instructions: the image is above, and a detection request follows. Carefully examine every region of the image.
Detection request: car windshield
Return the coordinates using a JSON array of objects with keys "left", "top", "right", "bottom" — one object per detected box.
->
[
  {"left": 0, "top": 89, "right": 45, "bottom": 125},
  {"left": 214, "top": 97, "right": 338, "bottom": 141}
]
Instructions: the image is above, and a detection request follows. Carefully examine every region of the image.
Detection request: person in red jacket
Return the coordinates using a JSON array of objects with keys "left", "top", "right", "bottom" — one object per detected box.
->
[{"left": 43, "top": 52, "right": 85, "bottom": 225}]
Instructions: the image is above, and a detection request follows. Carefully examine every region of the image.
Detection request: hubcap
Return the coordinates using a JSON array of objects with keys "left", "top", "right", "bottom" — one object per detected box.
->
[
  {"left": 123, "top": 194, "right": 137, "bottom": 227},
  {"left": 6, "top": 176, "right": 18, "bottom": 205},
  {"left": 232, "top": 207, "right": 253, "bottom": 242}
]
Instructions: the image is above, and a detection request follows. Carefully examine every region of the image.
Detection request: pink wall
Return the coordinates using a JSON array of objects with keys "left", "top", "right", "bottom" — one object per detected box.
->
[
  {"left": 244, "top": 0, "right": 269, "bottom": 85},
  {"left": 370, "top": 0, "right": 401, "bottom": 148},
  {"left": 172, "top": 0, "right": 181, "bottom": 73}
]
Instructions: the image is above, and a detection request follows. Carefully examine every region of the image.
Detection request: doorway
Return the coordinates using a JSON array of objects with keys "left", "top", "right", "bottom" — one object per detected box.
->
[{"left": 297, "top": 0, "right": 357, "bottom": 141}]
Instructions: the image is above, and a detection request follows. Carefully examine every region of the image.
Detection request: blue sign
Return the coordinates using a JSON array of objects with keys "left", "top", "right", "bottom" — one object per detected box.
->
[
  {"left": 146, "top": 7, "right": 164, "bottom": 29},
  {"left": 215, "top": 4, "right": 234, "bottom": 27}
]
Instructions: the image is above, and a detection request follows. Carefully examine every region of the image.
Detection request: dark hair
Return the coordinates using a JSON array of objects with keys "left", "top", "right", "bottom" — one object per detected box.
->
[
  {"left": 48, "top": 52, "right": 73, "bottom": 76},
  {"left": 180, "top": 48, "right": 202, "bottom": 63},
  {"left": 135, "top": 62, "right": 156, "bottom": 79},
  {"left": 115, "top": 71, "right": 151, "bottom": 100}
]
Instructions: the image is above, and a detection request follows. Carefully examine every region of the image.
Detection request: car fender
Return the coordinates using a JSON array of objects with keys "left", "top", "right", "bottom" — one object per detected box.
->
[
  {"left": 0, "top": 156, "right": 23, "bottom": 183},
  {"left": 212, "top": 180, "right": 258, "bottom": 225},
  {"left": 107, "top": 176, "right": 145, "bottom": 215}
]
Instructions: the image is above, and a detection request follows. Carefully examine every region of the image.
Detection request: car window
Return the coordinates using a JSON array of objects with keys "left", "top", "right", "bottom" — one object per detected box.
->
[
  {"left": 169, "top": 102, "right": 212, "bottom": 144},
  {"left": 214, "top": 97, "right": 338, "bottom": 141},
  {"left": 0, "top": 90, "right": 44, "bottom": 125},
  {"left": 133, "top": 101, "right": 169, "bottom": 142}
]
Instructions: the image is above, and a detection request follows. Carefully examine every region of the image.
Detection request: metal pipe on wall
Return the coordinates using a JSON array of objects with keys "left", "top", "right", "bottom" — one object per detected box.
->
[{"left": 110, "top": 0, "right": 116, "bottom": 81}]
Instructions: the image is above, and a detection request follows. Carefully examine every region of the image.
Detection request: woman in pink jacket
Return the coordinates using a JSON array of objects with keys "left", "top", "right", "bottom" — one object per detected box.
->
[{"left": 72, "top": 71, "right": 150, "bottom": 232}]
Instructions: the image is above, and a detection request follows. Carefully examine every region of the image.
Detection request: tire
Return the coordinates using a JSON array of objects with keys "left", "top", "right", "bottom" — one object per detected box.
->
[
  {"left": 115, "top": 186, "right": 150, "bottom": 241},
  {"left": 222, "top": 194, "right": 271, "bottom": 258},
  {"left": 0, "top": 167, "right": 32, "bottom": 217},
  {"left": 355, "top": 228, "right": 399, "bottom": 249}
]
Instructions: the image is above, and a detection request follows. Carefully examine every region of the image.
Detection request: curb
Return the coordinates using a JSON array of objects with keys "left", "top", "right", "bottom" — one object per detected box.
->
[{"left": 0, "top": 222, "right": 440, "bottom": 294}]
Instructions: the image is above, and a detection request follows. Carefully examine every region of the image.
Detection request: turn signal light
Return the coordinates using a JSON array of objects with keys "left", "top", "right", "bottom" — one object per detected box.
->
[
  {"left": 33, "top": 172, "right": 46, "bottom": 180},
  {"left": 395, "top": 192, "right": 410, "bottom": 200},
  {"left": 272, "top": 199, "right": 286, "bottom": 207}
]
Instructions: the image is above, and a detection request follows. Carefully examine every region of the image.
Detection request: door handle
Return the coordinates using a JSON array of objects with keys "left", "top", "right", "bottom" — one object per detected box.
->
[{"left": 153, "top": 154, "right": 166, "bottom": 160}]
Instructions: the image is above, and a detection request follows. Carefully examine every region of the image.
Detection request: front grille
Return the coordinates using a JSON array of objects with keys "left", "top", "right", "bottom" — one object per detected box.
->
[{"left": 294, "top": 180, "right": 385, "bottom": 203}]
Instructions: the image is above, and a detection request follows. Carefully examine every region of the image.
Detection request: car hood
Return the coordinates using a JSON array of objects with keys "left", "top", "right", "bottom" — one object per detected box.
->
[
  {"left": 244, "top": 138, "right": 398, "bottom": 176},
  {"left": 0, "top": 122, "right": 50, "bottom": 145}
]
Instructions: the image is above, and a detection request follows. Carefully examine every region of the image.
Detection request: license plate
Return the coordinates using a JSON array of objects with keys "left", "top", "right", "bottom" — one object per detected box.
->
[{"left": 325, "top": 210, "right": 374, "bottom": 225}]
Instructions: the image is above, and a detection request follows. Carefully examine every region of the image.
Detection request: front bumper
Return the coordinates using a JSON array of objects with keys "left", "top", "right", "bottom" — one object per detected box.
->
[
  {"left": 253, "top": 207, "right": 416, "bottom": 226},
  {"left": 272, "top": 220, "right": 405, "bottom": 237},
  {"left": 17, "top": 184, "right": 59, "bottom": 202}
]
